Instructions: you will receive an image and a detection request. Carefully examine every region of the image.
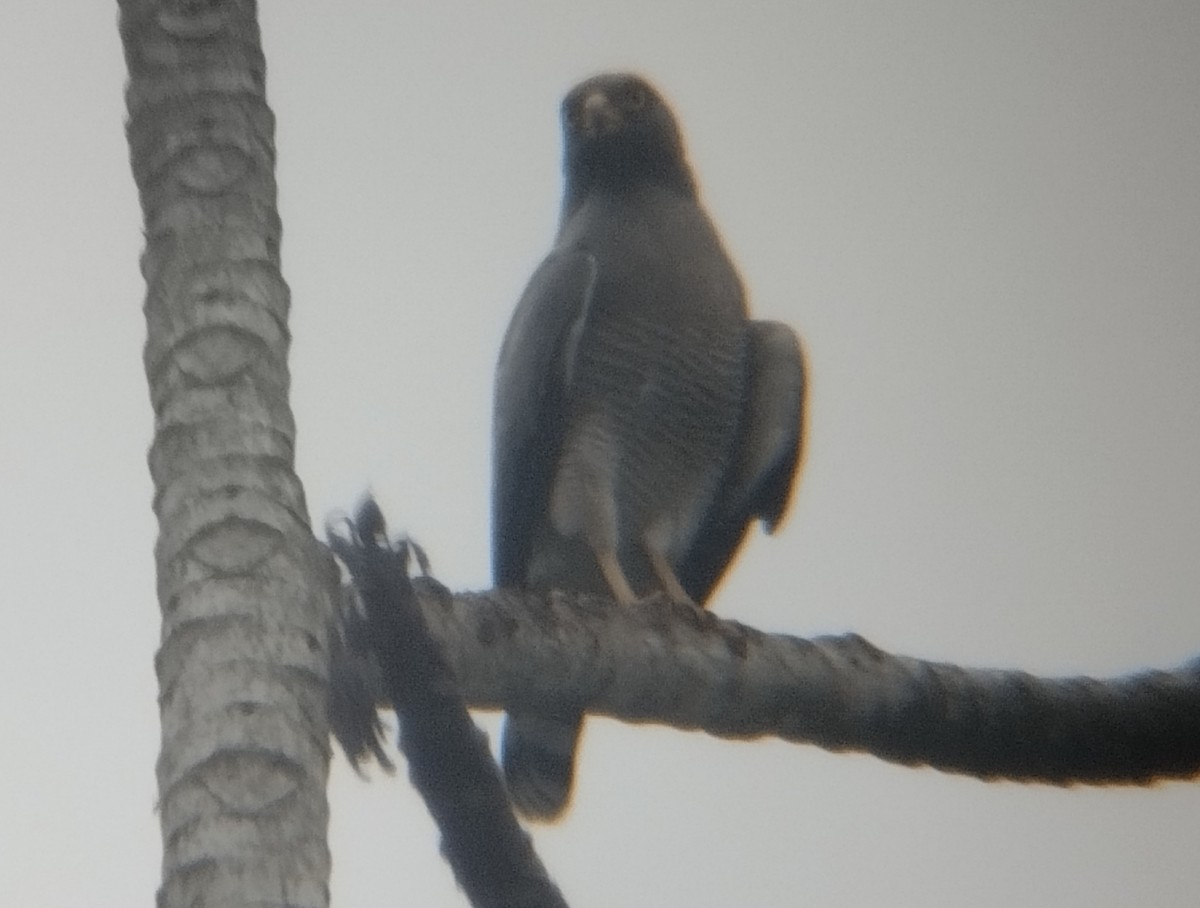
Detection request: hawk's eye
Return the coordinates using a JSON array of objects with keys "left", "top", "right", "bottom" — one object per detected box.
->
[{"left": 625, "top": 86, "right": 647, "bottom": 110}]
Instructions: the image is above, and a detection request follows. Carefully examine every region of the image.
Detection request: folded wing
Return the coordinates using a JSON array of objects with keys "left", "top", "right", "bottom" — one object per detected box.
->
[{"left": 678, "top": 320, "right": 807, "bottom": 604}]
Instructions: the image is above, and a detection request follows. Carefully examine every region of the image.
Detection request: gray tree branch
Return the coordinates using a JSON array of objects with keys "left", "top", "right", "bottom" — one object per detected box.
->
[
  {"left": 368, "top": 579, "right": 1200, "bottom": 786},
  {"left": 329, "top": 503, "right": 568, "bottom": 908}
]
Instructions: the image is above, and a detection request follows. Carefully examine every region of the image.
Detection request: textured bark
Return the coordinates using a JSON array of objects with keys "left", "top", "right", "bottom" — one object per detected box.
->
[
  {"left": 121, "top": 2, "right": 332, "bottom": 906},
  {"left": 341, "top": 579, "right": 1200, "bottom": 786}
]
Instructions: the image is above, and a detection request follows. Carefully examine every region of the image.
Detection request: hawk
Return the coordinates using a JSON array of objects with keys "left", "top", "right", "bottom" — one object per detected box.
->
[{"left": 492, "top": 72, "right": 806, "bottom": 819}]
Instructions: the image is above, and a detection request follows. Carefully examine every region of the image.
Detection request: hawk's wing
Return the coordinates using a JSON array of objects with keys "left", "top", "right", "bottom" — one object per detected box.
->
[
  {"left": 491, "top": 249, "right": 598, "bottom": 587},
  {"left": 678, "top": 320, "right": 807, "bottom": 603}
]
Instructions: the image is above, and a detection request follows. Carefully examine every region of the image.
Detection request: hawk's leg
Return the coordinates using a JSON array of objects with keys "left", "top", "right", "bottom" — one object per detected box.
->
[
  {"left": 594, "top": 547, "right": 640, "bottom": 606},
  {"left": 646, "top": 545, "right": 697, "bottom": 607}
]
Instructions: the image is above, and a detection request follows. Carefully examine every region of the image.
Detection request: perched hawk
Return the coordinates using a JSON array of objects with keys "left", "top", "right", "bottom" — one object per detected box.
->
[{"left": 492, "top": 72, "right": 806, "bottom": 819}]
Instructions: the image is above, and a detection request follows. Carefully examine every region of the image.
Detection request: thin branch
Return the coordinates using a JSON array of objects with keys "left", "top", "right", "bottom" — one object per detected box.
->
[{"left": 328, "top": 502, "right": 568, "bottom": 908}]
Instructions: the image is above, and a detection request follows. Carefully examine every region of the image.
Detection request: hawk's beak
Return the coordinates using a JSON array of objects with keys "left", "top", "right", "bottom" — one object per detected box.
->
[{"left": 579, "top": 91, "right": 622, "bottom": 136}]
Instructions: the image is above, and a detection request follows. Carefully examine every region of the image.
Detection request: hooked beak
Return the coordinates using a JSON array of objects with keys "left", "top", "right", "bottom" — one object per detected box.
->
[{"left": 577, "top": 90, "right": 622, "bottom": 136}]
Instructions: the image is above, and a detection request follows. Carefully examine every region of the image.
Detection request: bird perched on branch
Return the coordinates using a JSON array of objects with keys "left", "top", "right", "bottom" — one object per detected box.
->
[{"left": 492, "top": 72, "right": 807, "bottom": 819}]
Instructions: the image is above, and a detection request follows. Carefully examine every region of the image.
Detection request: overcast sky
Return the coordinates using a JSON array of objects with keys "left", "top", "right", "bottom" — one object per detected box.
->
[{"left": 3, "top": 2, "right": 1199, "bottom": 906}]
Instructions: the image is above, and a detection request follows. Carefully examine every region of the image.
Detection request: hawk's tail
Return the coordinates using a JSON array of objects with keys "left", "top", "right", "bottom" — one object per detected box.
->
[{"left": 500, "top": 711, "right": 584, "bottom": 820}]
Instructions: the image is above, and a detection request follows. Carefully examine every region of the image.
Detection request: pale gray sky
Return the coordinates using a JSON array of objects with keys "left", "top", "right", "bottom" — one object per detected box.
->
[{"left": 2, "top": 2, "right": 1199, "bottom": 906}]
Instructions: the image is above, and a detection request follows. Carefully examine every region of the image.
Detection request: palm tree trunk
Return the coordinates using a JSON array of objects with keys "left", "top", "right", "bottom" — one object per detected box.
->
[{"left": 120, "top": 2, "right": 332, "bottom": 904}]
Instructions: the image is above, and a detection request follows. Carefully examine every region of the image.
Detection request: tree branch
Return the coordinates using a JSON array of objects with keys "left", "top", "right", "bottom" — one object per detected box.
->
[
  {"left": 328, "top": 503, "right": 568, "bottom": 908},
  {"left": 337, "top": 576, "right": 1200, "bottom": 787}
]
